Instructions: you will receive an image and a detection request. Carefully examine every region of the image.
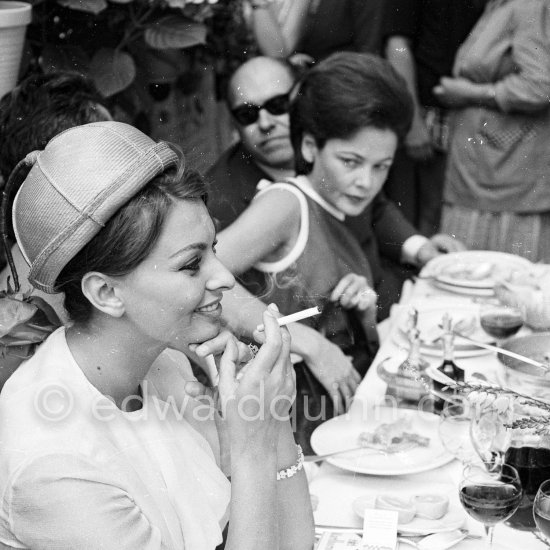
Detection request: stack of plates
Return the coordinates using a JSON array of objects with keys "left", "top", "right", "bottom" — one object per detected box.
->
[{"left": 422, "top": 251, "right": 533, "bottom": 296}]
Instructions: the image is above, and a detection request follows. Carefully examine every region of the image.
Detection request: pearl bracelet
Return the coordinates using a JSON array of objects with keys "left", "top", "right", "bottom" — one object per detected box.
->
[{"left": 277, "top": 444, "right": 304, "bottom": 481}]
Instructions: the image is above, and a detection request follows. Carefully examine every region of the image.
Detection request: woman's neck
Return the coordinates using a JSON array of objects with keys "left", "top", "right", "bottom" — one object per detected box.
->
[{"left": 66, "top": 321, "right": 163, "bottom": 411}]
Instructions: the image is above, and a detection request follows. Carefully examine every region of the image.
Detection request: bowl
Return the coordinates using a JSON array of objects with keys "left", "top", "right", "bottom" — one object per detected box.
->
[{"left": 497, "top": 333, "right": 550, "bottom": 401}]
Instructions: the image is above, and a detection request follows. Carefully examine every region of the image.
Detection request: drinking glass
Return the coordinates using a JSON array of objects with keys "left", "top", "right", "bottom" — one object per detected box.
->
[
  {"left": 479, "top": 302, "right": 524, "bottom": 343},
  {"left": 438, "top": 402, "right": 478, "bottom": 463},
  {"left": 459, "top": 463, "right": 522, "bottom": 548},
  {"left": 534, "top": 479, "right": 550, "bottom": 543},
  {"left": 470, "top": 407, "right": 513, "bottom": 472}
]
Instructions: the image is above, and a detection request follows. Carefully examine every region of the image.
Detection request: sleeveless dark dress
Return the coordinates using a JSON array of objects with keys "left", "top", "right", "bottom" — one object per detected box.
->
[{"left": 246, "top": 177, "right": 380, "bottom": 453}]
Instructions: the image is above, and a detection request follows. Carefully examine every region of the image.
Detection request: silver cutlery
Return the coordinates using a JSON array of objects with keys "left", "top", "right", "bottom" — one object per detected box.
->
[
  {"left": 304, "top": 444, "right": 406, "bottom": 463},
  {"left": 315, "top": 527, "right": 481, "bottom": 549},
  {"left": 398, "top": 529, "right": 482, "bottom": 549},
  {"left": 451, "top": 328, "right": 550, "bottom": 371}
]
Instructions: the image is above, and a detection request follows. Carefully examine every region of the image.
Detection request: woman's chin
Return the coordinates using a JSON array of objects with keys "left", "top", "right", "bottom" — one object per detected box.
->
[{"left": 183, "top": 323, "right": 223, "bottom": 349}]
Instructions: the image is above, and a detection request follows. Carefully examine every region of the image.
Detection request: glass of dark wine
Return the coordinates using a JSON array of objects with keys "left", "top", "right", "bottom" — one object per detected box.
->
[
  {"left": 479, "top": 302, "right": 524, "bottom": 343},
  {"left": 504, "top": 444, "right": 550, "bottom": 530},
  {"left": 534, "top": 479, "right": 550, "bottom": 543},
  {"left": 459, "top": 463, "right": 522, "bottom": 548}
]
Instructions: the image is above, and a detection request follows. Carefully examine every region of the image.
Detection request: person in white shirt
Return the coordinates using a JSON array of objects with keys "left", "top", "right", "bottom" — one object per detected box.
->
[{"left": 0, "top": 121, "right": 313, "bottom": 549}]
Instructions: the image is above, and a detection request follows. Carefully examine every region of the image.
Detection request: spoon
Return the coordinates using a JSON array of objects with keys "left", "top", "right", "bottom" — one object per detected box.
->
[{"left": 398, "top": 529, "right": 480, "bottom": 549}]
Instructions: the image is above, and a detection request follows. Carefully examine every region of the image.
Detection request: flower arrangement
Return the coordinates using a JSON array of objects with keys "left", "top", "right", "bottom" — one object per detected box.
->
[
  {"left": 26, "top": 0, "right": 255, "bottom": 97},
  {"left": 453, "top": 381, "right": 550, "bottom": 434}
]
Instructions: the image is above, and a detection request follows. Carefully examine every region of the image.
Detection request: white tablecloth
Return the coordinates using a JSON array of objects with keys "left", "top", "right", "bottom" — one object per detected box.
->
[{"left": 309, "top": 279, "right": 546, "bottom": 549}]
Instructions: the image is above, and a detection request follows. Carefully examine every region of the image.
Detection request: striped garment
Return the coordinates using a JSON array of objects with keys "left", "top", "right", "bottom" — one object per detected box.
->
[{"left": 441, "top": 204, "right": 550, "bottom": 262}]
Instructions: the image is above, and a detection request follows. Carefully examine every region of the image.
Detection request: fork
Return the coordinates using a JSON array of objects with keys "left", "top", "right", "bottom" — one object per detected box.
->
[{"left": 304, "top": 445, "right": 404, "bottom": 463}]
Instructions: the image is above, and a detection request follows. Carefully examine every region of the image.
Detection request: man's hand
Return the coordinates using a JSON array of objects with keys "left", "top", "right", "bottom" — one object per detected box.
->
[
  {"left": 416, "top": 233, "right": 467, "bottom": 266},
  {"left": 433, "top": 76, "right": 477, "bottom": 108}
]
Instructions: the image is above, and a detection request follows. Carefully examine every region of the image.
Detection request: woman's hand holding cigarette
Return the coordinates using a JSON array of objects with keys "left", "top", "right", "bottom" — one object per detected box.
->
[
  {"left": 218, "top": 305, "right": 296, "bottom": 455},
  {"left": 188, "top": 330, "right": 255, "bottom": 386},
  {"left": 255, "top": 306, "right": 321, "bottom": 332}
]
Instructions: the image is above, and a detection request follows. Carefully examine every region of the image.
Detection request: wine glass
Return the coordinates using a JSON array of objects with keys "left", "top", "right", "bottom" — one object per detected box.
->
[
  {"left": 459, "top": 463, "right": 522, "bottom": 548},
  {"left": 470, "top": 407, "right": 513, "bottom": 472},
  {"left": 479, "top": 301, "right": 524, "bottom": 344},
  {"left": 438, "top": 402, "right": 479, "bottom": 463},
  {"left": 534, "top": 479, "right": 550, "bottom": 543}
]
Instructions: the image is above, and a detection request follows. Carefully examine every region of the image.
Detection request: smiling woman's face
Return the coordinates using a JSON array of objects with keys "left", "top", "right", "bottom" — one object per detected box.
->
[
  {"left": 303, "top": 127, "right": 398, "bottom": 217},
  {"left": 115, "top": 199, "right": 235, "bottom": 351}
]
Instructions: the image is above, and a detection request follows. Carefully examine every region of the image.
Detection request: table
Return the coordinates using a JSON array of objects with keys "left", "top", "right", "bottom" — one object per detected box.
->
[{"left": 308, "top": 278, "right": 547, "bottom": 549}]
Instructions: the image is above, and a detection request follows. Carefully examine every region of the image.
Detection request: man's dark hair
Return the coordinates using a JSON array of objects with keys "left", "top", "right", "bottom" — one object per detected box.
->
[
  {"left": 290, "top": 52, "right": 414, "bottom": 175},
  {"left": 0, "top": 72, "right": 109, "bottom": 182}
]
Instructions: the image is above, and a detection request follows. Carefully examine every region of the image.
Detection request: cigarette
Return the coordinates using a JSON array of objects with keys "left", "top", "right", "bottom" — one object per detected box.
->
[{"left": 256, "top": 306, "right": 321, "bottom": 332}]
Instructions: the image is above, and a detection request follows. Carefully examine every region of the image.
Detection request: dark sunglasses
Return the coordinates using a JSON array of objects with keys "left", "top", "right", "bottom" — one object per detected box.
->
[{"left": 231, "top": 93, "right": 291, "bottom": 126}]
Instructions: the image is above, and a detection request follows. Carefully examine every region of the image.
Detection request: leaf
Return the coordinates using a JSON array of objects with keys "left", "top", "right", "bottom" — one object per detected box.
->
[
  {"left": 2, "top": 325, "right": 53, "bottom": 345},
  {"left": 57, "top": 0, "right": 108, "bottom": 15},
  {"left": 0, "top": 298, "right": 38, "bottom": 338},
  {"left": 89, "top": 48, "right": 136, "bottom": 96},
  {"left": 144, "top": 16, "right": 207, "bottom": 50},
  {"left": 27, "top": 296, "right": 63, "bottom": 329}
]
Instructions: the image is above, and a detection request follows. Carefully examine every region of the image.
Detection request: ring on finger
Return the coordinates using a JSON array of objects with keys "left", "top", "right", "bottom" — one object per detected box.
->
[{"left": 248, "top": 343, "right": 259, "bottom": 358}]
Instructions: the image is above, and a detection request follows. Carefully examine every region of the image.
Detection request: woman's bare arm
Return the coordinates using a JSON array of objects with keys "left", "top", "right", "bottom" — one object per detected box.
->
[{"left": 216, "top": 187, "right": 301, "bottom": 275}]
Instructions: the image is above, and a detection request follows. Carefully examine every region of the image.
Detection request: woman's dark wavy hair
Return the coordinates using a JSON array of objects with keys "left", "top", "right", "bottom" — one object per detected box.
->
[
  {"left": 290, "top": 52, "right": 414, "bottom": 175},
  {"left": 56, "top": 152, "right": 208, "bottom": 324}
]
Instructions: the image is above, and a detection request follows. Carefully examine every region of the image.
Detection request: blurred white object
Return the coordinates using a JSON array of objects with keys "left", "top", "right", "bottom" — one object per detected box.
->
[{"left": 494, "top": 263, "right": 550, "bottom": 329}]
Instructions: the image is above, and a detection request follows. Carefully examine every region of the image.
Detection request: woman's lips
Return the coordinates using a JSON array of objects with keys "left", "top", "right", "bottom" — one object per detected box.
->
[
  {"left": 345, "top": 194, "right": 370, "bottom": 204},
  {"left": 195, "top": 301, "right": 222, "bottom": 314}
]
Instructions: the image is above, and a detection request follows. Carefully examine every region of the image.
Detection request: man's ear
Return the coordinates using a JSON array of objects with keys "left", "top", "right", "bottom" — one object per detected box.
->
[
  {"left": 81, "top": 272, "right": 125, "bottom": 318},
  {"left": 301, "top": 133, "right": 318, "bottom": 164}
]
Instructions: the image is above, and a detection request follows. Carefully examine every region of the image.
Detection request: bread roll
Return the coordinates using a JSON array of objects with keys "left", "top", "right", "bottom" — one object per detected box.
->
[
  {"left": 374, "top": 495, "right": 416, "bottom": 524},
  {"left": 413, "top": 494, "right": 449, "bottom": 519}
]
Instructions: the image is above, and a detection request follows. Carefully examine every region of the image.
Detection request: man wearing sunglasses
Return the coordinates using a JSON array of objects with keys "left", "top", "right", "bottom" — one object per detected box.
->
[{"left": 207, "top": 56, "right": 464, "bottom": 318}]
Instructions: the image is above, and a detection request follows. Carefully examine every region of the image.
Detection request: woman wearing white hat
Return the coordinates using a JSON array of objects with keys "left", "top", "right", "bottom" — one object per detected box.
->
[{"left": 0, "top": 121, "right": 313, "bottom": 549}]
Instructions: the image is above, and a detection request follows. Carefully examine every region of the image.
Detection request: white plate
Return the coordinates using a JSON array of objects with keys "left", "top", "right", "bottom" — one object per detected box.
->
[
  {"left": 310, "top": 407, "right": 454, "bottom": 475},
  {"left": 393, "top": 304, "right": 493, "bottom": 357},
  {"left": 352, "top": 483, "right": 465, "bottom": 535},
  {"left": 422, "top": 251, "right": 533, "bottom": 295}
]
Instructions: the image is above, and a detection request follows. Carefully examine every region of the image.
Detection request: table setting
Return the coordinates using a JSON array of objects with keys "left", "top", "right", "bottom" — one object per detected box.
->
[{"left": 308, "top": 250, "right": 550, "bottom": 549}]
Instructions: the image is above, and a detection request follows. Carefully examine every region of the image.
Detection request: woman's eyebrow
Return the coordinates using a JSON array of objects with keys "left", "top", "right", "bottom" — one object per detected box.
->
[{"left": 169, "top": 243, "right": 207, "bottom": 259}]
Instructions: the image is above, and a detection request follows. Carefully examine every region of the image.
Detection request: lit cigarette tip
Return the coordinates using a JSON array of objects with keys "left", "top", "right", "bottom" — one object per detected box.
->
[{"left": 256, "top": 306, "right": 321, "bottom": 332}]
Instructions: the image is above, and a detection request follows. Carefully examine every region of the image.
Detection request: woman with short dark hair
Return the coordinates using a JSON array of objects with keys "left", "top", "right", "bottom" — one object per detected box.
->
[{"left": 217, "top": 52, "right": 413, "bottom": 452}]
